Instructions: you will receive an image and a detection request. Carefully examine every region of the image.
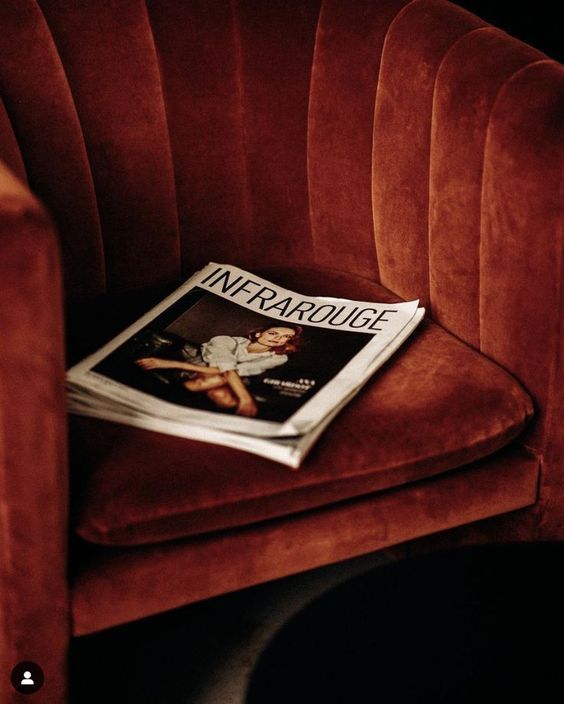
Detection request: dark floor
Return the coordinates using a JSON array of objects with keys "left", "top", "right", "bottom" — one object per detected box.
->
[
  {"left": 247, "top": 543, "right": 564, "bottom": 704},
  {"left": 70, "top": 550, "right": 390, "bottom": 703},
  {"left": 71, "top": 543, "right": 564, "bottom": 703}
]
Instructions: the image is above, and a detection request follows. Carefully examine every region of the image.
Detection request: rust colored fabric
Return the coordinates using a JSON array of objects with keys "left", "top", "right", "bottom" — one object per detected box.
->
[
  {"left": 71, "top": 268, "right": 533, "bottom": 547},
  {"left": 308, "top": 0, "right": 409, "bottom": 279},
  {"left": 71, "top": 446, "right": 539, "bottom": 635},
  {"left": 233, "top": 0, "right": 321, "bottom": 267},
  {"left": 478, "top": 60, "right": 564, "bottom": 537},
  {"left": 373, "top": 0, "right": 486, "bottom": 308},
  {"left": 0, "top": 99, "right": 26, "bottom": 183},
  {"left": 0, "top": 2, "right": 561, "bottom": 694},
  {"left": 0, "top": 163, "right": 68, "bottom": 702},
  {"left": 38, "top": 0, "right": 181, "bottom": 295},
  {"left": 429, "top": 28, "right": 544, "bottom": 348},
  {"left": 148, "top": 0, "right": 321, "bottom": 276},
  {"left": 0, "top": 0, "right": 106, "bottom": 302},
  {"left": 145, "top": 0, "right": 254, "bottom": 274}
]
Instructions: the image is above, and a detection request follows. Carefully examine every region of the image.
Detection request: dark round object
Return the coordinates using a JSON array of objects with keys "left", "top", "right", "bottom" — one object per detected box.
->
[
  {"left": 10, "top": 661, "right": 45, "bottom": 695},
  {"left": 246, "top": 544, "right": 564, "bottom": 704}
]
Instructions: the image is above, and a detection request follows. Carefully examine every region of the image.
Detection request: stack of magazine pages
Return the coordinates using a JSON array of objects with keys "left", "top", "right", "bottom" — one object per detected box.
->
[{"left": 67, "top": 263, "right": 425, "bottom": 468}]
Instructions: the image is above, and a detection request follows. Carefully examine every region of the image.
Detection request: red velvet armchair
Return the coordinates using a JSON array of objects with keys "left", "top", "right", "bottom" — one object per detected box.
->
[{"left": 1, "top": 1, "right": 562, "bottom": 701}]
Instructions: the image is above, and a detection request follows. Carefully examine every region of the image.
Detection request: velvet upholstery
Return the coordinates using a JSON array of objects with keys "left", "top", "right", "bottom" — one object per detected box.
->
[
  {"left": 0, "top": 163, "right": 68, "bottom": 701},
  {"left": 0, "top": 1, "right": 562, "bottom": 701},
  {"left": 373, "top": 0, "right": 486, "bottom": 309},
  {"left": 429, "top": 28, "right": 544, "bottom": 348},
  {"left": 71, "top": 446, "right": 538, "bottom": 635},
  {"left": 480, "top": 61, "right": 564, "bottom": 475},
  {"left": 0, "top": 1, "right": 106, "bottom": 302},
  {"left": 71, "top": 268, "right": 533, "bottom": 547},
  {"left": 38, "top": 0, "right": 182, "bottom": 294},
  {"left": 307, "top": 0, "right": 409, "bottom": 279},
  {"left": 0, "top": 99, "right": 26, "bottom": 183}
]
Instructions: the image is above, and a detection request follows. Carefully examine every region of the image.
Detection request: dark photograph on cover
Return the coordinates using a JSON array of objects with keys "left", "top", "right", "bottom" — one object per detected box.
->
[{"left": 93, "top": 288, "right": 371, "bottom": 423}]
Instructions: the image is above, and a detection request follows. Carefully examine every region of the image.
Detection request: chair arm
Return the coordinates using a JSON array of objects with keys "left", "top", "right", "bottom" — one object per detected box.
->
[{"left": 0, "top": 161, "right": 69, "bottom": 702}]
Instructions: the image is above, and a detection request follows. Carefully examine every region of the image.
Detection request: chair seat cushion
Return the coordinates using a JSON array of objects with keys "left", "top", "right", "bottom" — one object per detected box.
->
[{"left": 70, "top": 266, "right": 534, "bottom": 547}]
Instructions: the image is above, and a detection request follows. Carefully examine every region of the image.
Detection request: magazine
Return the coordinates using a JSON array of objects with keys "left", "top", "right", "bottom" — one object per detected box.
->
[{"left": 66, "top": 263, "right": 425, "bottom": 468}]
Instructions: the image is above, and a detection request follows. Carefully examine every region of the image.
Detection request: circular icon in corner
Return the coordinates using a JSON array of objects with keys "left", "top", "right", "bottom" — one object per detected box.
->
[{"left": 11, "top": 661, "right": 44, "bottom": 695}]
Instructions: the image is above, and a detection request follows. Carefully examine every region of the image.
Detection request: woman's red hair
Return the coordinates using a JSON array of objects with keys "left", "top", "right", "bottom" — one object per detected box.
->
[{"left": 247, "top": 323, "right": 304, "bottom": 355}]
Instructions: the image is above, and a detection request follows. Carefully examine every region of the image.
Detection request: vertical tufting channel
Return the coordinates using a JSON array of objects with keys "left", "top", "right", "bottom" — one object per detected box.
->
[
  {"left": 0, "top": 0, "right": 106, "bottom": 301},
  {"left": 148, "top": 0, "right": 321, "bottom": 274},
  {"left": 480, "top": 60, "right": 564, "bottom": 452},
  {"left": 38, "top": 0, "right": 181, "bottom": 294},
  {"left": 479, "top": 57, "right": 564, "bottom": 538},
  {"left": 429, "top": 28, "right": 544, "bottom": 349},
  {"left": 372, "top": 0, "right": 484, "bottom": 308},
  {"left": 307, "top": 0, "right": 409, "bottom": 281},
  {"left": 0, "top": 98, "right": 27, "bottom": 183},
  {"left": 146, "top": 0, "right": 253, "bottom": 276},
  {"left": 235, "top": 0, "right": 320, "bottom": 268}
]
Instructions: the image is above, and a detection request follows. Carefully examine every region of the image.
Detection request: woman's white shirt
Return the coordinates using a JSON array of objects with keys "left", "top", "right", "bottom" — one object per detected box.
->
[{"left": 200, "top": 336, "right": 288, "bottom": 376}]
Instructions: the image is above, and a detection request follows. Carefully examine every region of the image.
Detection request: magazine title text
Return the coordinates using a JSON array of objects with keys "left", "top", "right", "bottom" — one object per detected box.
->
[{"left": 200, "top": 266, "right": 399, "bottom": 333}]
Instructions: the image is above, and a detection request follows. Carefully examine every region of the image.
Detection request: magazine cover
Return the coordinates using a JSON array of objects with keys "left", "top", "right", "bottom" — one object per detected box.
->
[
  {"left": 67, "top": 263, "right": 421, "bottom": 438},
  {"left": 67, "top": 306, "right": 425, "bottom": 468}
]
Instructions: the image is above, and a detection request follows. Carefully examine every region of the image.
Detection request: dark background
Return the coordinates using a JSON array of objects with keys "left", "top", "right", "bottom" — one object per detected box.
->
[{"left": 454, "top": 1, "right": 563, "bottom": 63}]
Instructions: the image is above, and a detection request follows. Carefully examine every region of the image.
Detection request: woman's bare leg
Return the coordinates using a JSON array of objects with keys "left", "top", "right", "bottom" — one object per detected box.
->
[
  {"left": 183, "top": 374, "right": 225, "bottom": 392},
  {"left": 206, "top": 386, "right": 238, "bottom": 409},
  {"left": 224, "top": 370, "right": 258, "bottom": 417},
  {"left": 183, "top": 372, "right": 239, "bottom": 409}
]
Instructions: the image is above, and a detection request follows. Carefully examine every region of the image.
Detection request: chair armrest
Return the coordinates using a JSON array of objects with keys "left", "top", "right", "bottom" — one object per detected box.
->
[{"left": 0, "top": 161, "right": 68, "bottom": 702}]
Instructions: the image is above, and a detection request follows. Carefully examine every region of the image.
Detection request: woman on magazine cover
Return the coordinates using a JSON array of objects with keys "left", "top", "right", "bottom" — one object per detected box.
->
[{"left": 136, "top": 324, "right": 303, "bottom": 417}]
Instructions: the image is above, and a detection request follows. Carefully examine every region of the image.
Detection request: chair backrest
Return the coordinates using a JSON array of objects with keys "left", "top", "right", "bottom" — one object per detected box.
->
[{"left": 1, "top": 0, "right": 562, "bottom": 490}]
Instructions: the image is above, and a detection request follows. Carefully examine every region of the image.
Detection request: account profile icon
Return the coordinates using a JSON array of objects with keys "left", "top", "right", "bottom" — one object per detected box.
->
[{"left": 10, "top": 661, "right": 44, "bottom": 695}]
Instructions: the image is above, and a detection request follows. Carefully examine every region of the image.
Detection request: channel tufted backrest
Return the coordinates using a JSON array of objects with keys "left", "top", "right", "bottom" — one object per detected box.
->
[
  {"left": 0, "top": 1, "right": 562, "bottom": 479},
  {"left": 369, "top": 0, "right": 563, "bottom": 462},
  {"left": 0, "top": 0, "right": 181, "bottom": 299}
]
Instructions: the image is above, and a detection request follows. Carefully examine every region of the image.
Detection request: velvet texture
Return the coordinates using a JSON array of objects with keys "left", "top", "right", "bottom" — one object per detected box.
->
[
  {"left": 307, "top": 0, "right": 410, "bottom": 279},
  {"left": 479, "top": 61, "right": 564, "bottom": 536},
  {"left": 429, "top": 28, "right": 544, "bottom": 348},
  {"left": 0, "top": 99, "right": 26, "bottom": 183},
  {"left": 71, "top": 268, "right": 533, "bottom": 547},
  {"left": 38, "top": 0, "right": 182, "bottom": 294},
  {"left": 372, "top": 0, "right": 486, "bottom": 309},
  {"left": 71, "top": 446, "right": 538, "bottom": 635},
  {"left": 0, "top": 163, "right": 68, "bottom": 702},
  {"left": 0, "top": 1, "right": 562, "bottom": 700},
  {"left": 0, "top": 0, "right": 106, "bottom": 302}
]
